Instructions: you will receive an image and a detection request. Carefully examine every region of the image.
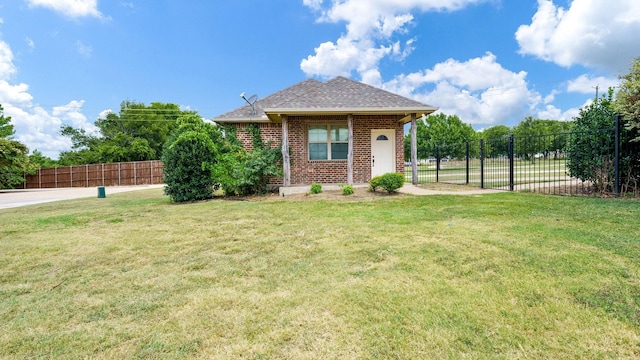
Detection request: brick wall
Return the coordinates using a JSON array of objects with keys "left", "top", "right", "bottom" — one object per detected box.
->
[
  {"left": 230, "top": 115, "right": 405, "bottom": 185},
  {"left": 231, "top": 123, "right": 282, "bottom": 151}
]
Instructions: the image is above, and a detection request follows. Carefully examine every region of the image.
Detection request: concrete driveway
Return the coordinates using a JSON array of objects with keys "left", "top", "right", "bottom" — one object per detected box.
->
[{"left": 0, "top": 184, "right": 165, "bottom": 210}]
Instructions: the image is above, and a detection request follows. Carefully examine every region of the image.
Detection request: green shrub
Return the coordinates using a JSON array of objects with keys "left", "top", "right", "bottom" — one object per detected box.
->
[
  {"left": 369, "top": 176, "right": 382, "bottom": 192},
  {"left": 310, "top": 183, "right": 322, "bottom": 194},
  {"left": 567, "top": 91, "right": 640, "bottom": 193},
  {"left": 162, "top": 116, "right": 220, "bottom": 202},
  {"left": 340, "top": 184, "right": 354, "bottom": 195},
  {"left": 211, "top": 146, "right": 282, "bottom": 196},
  {"left": 209, "top": 125, "right": 283, "bottom": 196},
  {"left": 377, "top": 172, "right": 405, "bottom": 193}
]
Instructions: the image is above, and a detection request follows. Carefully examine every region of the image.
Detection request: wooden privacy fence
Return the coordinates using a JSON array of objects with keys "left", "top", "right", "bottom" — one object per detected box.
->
[{"left": 24, "top": 160, "right": 164, "bottom": 189}]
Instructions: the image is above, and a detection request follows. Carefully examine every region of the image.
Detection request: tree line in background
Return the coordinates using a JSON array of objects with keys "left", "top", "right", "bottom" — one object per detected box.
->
[
  {"left": 403, "top": 64, "right": 640, "bottom": 193},
  {"left": 1, "top": 57, "right": 639, "bottom": 191},
  {"left": 58, "top": 101, "right": 192, "bottom": 165},
  {"left": 402, "top": 113, "right": 574, "bottom": 161}
]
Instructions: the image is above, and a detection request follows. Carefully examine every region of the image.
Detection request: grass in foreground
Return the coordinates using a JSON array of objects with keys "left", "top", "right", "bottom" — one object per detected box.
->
[{"left": 1, "top": 189, "right": 640, "bottom": 359}]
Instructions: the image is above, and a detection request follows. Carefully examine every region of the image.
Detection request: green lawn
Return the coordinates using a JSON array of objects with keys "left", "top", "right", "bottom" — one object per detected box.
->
[{"left": 1, "top": 189, "right": 640, "bottom": 359}]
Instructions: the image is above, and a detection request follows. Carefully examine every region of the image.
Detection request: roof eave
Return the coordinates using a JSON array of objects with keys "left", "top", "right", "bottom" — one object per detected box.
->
[
  {"left": 211, "top": 116, "right": 271, "bottom": 124},
  {"left": 264, "top": 107, "right": 439, "bottom": 123}
]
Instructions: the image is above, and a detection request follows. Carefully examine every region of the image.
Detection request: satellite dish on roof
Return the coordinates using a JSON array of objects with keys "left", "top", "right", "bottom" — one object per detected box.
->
[{"left": 240, "top": 92, "right": 258, "bottom": 116}]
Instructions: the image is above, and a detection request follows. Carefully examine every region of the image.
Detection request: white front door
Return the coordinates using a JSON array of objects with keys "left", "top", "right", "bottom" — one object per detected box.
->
[{"left": 371, "top": 129, "right": 395, "bottom": 178}]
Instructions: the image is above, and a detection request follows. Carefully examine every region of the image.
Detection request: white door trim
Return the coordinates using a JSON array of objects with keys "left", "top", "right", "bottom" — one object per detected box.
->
[{"left": 371, "top": 129, "right": 396, "bottom": 178}]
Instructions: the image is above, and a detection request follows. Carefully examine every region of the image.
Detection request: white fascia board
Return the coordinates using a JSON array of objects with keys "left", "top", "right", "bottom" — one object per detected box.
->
[
  {"left": 263, "top": 107, "right": 438, "bottom": 115},
  {"left": 210, "top": 117, "right": 271, "bottom": 124}
]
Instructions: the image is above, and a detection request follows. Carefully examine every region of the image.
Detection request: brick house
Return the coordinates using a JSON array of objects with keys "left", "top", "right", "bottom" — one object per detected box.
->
[{"left": 212, "top": 76, "right": 437, "bottom": 190}]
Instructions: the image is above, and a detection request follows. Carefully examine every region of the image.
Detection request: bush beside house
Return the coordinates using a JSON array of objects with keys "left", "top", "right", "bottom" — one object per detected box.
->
[
  {"left": 370, "top": 173, "right": 405, "bottom": 193},
  {"left": 162, "top": 115, "right": 220, "bottom": 202},
  {"left": 163, "top": 119, "right": 282, "bottom": 202}
]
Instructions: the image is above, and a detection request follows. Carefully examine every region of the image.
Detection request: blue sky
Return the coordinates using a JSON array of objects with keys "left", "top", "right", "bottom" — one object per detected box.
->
[{"left": 1, "top": 0, "right": 638, "bottom": 158}]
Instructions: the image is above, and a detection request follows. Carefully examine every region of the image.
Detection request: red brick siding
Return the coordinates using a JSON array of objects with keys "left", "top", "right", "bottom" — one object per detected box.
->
[
  {"left": 231, "top": 123, "right": 282, "bottom": 151},
  {"left": 228, "top": 115, "right": 404, "bottom": 185}
]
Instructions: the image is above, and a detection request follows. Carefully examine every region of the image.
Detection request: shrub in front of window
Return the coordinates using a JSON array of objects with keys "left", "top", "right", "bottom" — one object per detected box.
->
[{"left": 310, "top": 183, "right": 322, "bottom": 194}]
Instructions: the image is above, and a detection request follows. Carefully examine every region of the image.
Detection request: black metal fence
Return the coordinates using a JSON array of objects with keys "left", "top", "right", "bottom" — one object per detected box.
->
[{"left": 409, "top": 117, "right": 640, "bottom": 197}]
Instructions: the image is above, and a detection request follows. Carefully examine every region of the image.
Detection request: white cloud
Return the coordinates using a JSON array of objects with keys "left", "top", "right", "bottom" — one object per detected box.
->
[
  {"left": 25, "top": 0, "right": 104, "bottom": 19},
  {"left": 302, "top": 0, "right": 323, "bottom": 11},
  {"left": 301, "top": 0, "right": 488, "bottom": 79},
  {"left": 76, "top": 40, "right": 92, "bottom": 57},
  {"left": 543, "top": 89, "right": 559, "bottom": 104},
  {"left": 381, "top": 53, "right": 540, "bottom": 125},
  {"left": 299, "top": 0, "right": 617, "bottom": 126},
  {"left": 0, "top": 81, "right": 34, "bottom": 105},
  {"left": 0, "top": 41, "right": 17, "bottom": 79},
  {"left": 516, "top": 0, "right": 640, "bottom": 73},
  {"left": 536, "top": 104, "right": 580, "bottom": 121},
  {"left": 301, "top": 37, "right": 402, "bottom": 79},
  {"left": 536, "top": 97, "right": 593, "bottom": 121},
  {"left": 26, "top": 37, "right": 35, "bottom": 51},
  {"left": 4, "top": 102, "right": 72, "bottom": 158},
  {"left": 53, "top": 100, "right": 97, "bottom": 131},
  {"left": 566, "top": 74, "right": 619, "bottom": 94},
  {"left": 0, "top": 39, "right": 96, "bottom": 159},
  {"left": 98, "top": 109, "right": 113, "bottom": 120}
]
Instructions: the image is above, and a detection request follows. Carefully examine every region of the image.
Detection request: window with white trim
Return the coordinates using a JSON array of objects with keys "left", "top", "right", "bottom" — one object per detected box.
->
[{"left": 308, "top": 124, "right": 348, "bottom": 160}]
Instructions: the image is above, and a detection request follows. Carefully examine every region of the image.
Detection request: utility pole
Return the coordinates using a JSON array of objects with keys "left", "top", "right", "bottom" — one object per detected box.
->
[{"left": 593, "top": 85, "right": 599, "bottom": 99}]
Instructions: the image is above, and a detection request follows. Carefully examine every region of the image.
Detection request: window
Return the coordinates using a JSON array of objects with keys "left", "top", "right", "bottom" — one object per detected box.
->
[{"left": 309, "top": 124, "right": 348, "bottom": 160}]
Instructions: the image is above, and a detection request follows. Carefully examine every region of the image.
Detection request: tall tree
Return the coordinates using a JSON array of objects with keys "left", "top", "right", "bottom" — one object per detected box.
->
[
  {"left": 478, "top": 125, "right": 512, "bottom": 158},
  {"left": 479, "top": 125, "right": 511, "bottom": 140},
  {"left": 29, "top": 150, "right": 59, "bottom": 169},
  {"left": 0, "top": 104, "right": 34, "bottom": 188},
  {"left": 615, "top": 56, "right": 640, "bottom": 141},
  {"left": 59, "top": 101, "right": 195, "bottom": 165},
  {"left": 513, "top": 117, "right": 572, "bottom": 160},
  {"left": 0, "top": 104, "right": 15, "bottom": 138},
  {"left": 96, "top": 101, "right": 189, "bottom": 159},
  {"left": 404, "top": 113, "right": 476, "bottom": 160}
]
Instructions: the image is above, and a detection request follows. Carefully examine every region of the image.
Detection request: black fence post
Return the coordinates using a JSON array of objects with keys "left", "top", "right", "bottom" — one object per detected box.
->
[
  {"left": 615, "top": 113, "right": 620, "bottom": 198},
  {"left": 480, "top": 139, "right": 485, "bottom": 189},
  {"left": 466, "top": 142, "right": 470, "bottom": 185},
  {"left": 509, "top": 135, "right": 515, "bottom": 191},
  {"left": 435, "top": 146, "right": 440, "bottom": 183}
]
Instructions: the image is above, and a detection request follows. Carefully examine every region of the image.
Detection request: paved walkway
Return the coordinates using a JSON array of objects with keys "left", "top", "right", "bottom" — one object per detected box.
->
[
  {"left": 0, "top": 184, "right": 165, "bottom": 210},
  {"left": 397, "top": 183, "right": 504, "bottom": 196}
]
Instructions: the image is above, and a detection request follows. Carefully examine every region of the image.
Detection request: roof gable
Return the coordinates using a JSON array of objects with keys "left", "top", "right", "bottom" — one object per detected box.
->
[{"left": 213, "top": 76, "right": 437, "bottom": 123}]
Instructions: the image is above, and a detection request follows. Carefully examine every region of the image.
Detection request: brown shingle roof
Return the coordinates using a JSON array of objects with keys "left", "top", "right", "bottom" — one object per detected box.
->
[{"left": 213, "top": 76, "right": 437, "bottom": 123}]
